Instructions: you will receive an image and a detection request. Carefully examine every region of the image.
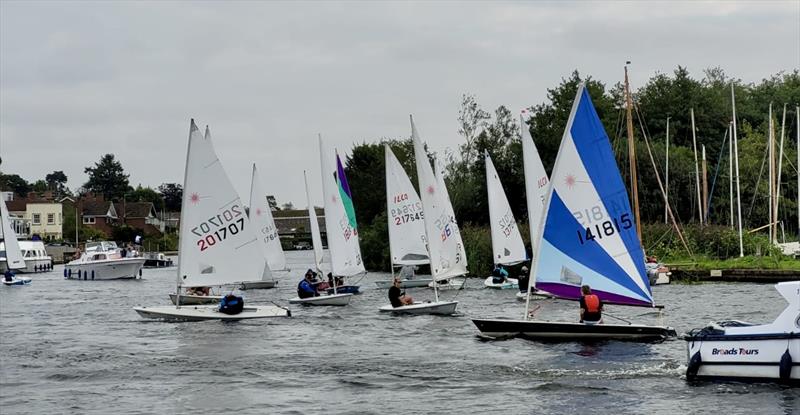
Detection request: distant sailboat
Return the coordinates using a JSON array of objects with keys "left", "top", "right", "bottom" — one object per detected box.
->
[
  {"left": 473, "top": 85, "right": 675, "bottom": 340},
  {"left": 239, "top": 164, "right": 284, "bottom": 290},
  {"left": 380, "top": 115, "right": 463, "bottom": 315},
  {"left": 134, "top": 120, "right": 290, "bottom": 320},
  {"left": 483, "top": 151, "right": 524, "bottom": 289},
  {"left": 0, "top": 197, "right": 30, "bottom": 286},
  {"left": 374, "top": 144, "right": 433, "bottom": 289}
]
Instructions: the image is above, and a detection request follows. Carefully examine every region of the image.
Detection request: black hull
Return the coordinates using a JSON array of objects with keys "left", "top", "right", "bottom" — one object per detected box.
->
[{"left": 472, "top": 318, "right": 676, "bottom": 342}]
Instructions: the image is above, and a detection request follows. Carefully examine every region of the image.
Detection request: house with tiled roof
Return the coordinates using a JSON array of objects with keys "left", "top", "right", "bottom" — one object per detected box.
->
[
  {"left": 1, "top": 191, "right": 63, "bottom": 240},
  {"left": 79, "top": 196, "right": 118, "bottom": 237},
  {"left": 113, "top": 201, "right": 163, "bottom": 236}
]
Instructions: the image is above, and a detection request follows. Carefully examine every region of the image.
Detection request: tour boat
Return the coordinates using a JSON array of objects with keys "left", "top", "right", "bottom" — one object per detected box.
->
[{"left": 65, "top": 241, "right": 145, "bottom": 280}]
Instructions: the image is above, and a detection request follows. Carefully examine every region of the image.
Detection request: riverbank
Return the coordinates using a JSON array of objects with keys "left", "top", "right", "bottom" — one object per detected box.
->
[{"left": 666, "top": 255, "right": 800, "bottom": 283}]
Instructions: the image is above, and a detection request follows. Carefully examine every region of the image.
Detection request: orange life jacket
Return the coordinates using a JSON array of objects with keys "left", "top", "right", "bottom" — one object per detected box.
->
[{"left": 583, "top": 294, "right": 600, "bottom": 313}]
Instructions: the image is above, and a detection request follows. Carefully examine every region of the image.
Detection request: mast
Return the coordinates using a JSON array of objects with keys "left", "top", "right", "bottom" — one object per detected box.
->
[
  {"left": 702, "top": 145, "right": 708, "bottom": 224},
  {"left": 691, "top": 108, "right": 703, "bottom": 225},
  {"left": 731, "top": 85, "right": 744, "bottom": 257},
  {"left": 624, "top": 63, "right": 642, "bottom": 243},
  {"left": 768, "top": 103, "right": 774, "bottom": 243},
  {"left": 665, "top": 117, "right": 670, "bottom": 224},
  {"left": 776, "top": 104, "right": 787, "bottom": 244},
  {"left": 729, "top": 122, "right": 734, "bottom": 228},
  {"left": 797, "top": 106, "right": 799, "bottom": 240}
]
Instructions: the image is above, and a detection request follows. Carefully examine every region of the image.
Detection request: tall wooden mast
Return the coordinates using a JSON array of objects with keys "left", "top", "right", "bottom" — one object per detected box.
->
[{"left": 624, "top": 63, "right": 642, "bottom": 243}]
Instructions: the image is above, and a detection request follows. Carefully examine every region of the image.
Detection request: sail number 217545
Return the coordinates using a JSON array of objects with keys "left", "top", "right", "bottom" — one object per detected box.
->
[
  {"left": 575, "top": 211, "right": 632, "bottom": 245},
  {"left": 193, "top": 205, "right": 245, "bottom": 251}
]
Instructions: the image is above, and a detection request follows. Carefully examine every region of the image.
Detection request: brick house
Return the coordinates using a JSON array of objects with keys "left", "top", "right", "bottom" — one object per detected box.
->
[
  {"left": 79, "top": 196, "right": 118, "bottom": 237},
  {"left": 113, "top": 201, "right": 163, "bottom": 236}
]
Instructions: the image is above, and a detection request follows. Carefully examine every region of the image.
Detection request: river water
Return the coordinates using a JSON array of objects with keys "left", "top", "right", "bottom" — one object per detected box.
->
[{"left": 1, "top": 250, "right": 798, "bottom": 414}]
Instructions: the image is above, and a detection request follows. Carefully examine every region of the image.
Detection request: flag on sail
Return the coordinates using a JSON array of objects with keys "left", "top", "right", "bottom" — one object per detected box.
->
[
  {"left": 336, "top": 153, "right": 358, "bottom": 231},
  {"left": 531, "top": 85, "right": 653, "bottom": 307}
]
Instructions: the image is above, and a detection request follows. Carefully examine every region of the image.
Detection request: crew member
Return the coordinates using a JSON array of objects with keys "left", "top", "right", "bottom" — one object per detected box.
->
[
  {"left": 579, "top": 285, "right": 603, "bottom": 324},
  {"left": 388, "top": 278, "right": 413, "bottom": 307},
  {"left": 297, "top": 272, "right": 318, "bottom": 299}
]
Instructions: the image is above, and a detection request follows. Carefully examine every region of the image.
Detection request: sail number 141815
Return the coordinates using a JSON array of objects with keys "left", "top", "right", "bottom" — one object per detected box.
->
[{"left": 576, "top": 212, "right": 632, "bottom": 245}]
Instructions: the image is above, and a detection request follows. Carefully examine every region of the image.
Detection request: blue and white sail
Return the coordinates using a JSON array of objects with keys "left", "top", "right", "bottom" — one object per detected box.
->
[{"left": 531, "top": 84, "right": 653, "bottom": 307}]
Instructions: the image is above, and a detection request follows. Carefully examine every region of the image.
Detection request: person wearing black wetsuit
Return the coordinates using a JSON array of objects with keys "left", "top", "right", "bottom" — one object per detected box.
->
[{"left": 388, "top": 278, "right": 412, "bottom": 307}]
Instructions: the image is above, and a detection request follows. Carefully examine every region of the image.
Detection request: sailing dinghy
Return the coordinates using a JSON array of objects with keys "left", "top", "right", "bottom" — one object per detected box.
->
[
  {"left": 288, "top": 170, "right": 353, "bottom": 306},
  {"left": 375, "top": 144, "right": 434, "bottom": 290},
  {"left": 472, "top": 85, "right": 675, "bottom": 341},
  {"left": 134, "top": 121, "right": 290, "bottom": 321},
  {"left": 239, "top": 164, "right": 284, "bottom": 290},
  {"left": 0, "top": 198, "right": 30, "bottom": 286},
  {"left": 379, "top": 116, "right": 464, "bottom": 315},
  {"left": 684, "top": 281, "right": 800, "bottom": 384},
  {"left": 483, "top": 151, "right": 523, "bottom": 290}
]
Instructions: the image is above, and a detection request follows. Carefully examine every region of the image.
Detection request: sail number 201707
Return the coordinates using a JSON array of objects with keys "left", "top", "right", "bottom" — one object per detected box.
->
[
  {"left": 574, "top": 206, "right": 632, "bottom": 245},
  {"left": 193, "top": 205, "right": 245, "bottom": 251}
]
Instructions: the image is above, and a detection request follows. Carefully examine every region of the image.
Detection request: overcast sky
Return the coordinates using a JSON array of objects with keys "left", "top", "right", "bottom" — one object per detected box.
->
[{"left": 1, "top": 1, "right": 798, "bottom": 208}]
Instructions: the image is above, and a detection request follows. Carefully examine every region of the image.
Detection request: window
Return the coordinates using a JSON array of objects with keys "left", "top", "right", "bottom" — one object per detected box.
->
[
  {"left": 83, "top": 216, "right": 96, "bottom": 224},
  {"left": 32, "top": 213, "right": 41, "bottom": 224},
  {"left": 47, "top": 213, "right": 55, "bottom": 225}
]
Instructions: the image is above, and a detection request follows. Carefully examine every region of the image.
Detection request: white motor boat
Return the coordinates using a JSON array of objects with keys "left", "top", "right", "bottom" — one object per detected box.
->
[
  {"left": 379, "top": 301, "right": 458, "bottom": 315},
  {"left": 65, "top": 241, "right": 145, "bottom": 280},
  {"left": 484, "top": 276, "right": 519, "bottom": 289},
  {"left": 0, "top": 240, "right": 53, "bottom": 273},
  {"left": 685, "top": 281, "right": 800, "bottom": 385},
  {"left": 288, "top": 293, "right": 352, "bottom": 306}
]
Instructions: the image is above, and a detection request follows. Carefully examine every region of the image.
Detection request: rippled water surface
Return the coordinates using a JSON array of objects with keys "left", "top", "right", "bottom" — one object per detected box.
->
[{"left": 1, "top": 251, "right": 799, "bottom": 414}]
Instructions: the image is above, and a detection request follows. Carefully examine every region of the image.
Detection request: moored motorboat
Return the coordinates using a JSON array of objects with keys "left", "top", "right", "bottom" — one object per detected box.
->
[
  {"left": 0, "top": 240, "right": 53, "bottom": 273},
  {"left": 379, "top": 301, "right": 458, "bottom": 315},
  {"left": 143, "top": 252, "right": 174, "bottom": 268},
  {"left": 65, "top": 241, "right": 145, "bottom": 280},
  {"left": 288, "top": 293, "right": 353, "bottom": 306},
  {"left": 684, "top": 281, "right": 800, "bottom": 384}
]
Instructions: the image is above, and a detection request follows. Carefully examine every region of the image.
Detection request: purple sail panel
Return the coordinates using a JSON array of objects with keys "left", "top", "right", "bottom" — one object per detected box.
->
[
  {"left": 536, "top": 282, "right": 654, "bottom": 308},
  {"left": 336, "top": 153, "right": 353, "bottom": 199}
]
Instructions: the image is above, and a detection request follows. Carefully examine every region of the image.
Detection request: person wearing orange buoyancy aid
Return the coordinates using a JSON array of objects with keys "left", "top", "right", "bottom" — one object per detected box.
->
[{"left": 579, "top": 285, "right": 603, "bottom": 324}]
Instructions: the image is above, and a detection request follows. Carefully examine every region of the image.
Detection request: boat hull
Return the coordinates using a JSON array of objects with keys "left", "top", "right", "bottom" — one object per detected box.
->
[
  {"left": 2, "top": 277, "right": 32, "bottom": 286},
  {"left": 169, "top": 294, "right": 223, "bottom": 305},
  {"left": 375, "top": 278, "right": 433, "bottom": 289},
  {"left": 65, "top": 258, "right": 145, "bottom": 280},
  {"left": 239, "top": 280, "right": 277, "bottom": 290},
  {"left": 472, "top": 318, "right": 676, "bottom": 342},
  {"left": 379, "top": 301, "right": 458, "bottom": 315},
  {"left": 684, "top": 332, "right": 800, "bottom": 384},
  {"left": 484, "top": 277, "right": 519, "bottom": 289},
  {"left": 0, "top": 259, "right": 53, "bottom": 273},
  {"left": 428, "top": 278, "right": 466, "bottom": 290},
  {"left": 134, "top": 305, "right": 290, "bottom": 321},
  {"left": 515, "top": 290, "right": 554, "bottom": 301},
  {"left": 288, "top": 293, "right": 352, "bottom": 306},
  {"left": 326, "top": 285, "right": 359, "bottom": 295}
]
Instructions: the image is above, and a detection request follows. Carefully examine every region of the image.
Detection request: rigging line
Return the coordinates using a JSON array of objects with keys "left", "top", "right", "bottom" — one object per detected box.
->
[
  {"left": 745, "top": 139, "right": 770, "bottom": 223},
  {"left": 705, "top": 128, "right": 730, "bottom": 222}
]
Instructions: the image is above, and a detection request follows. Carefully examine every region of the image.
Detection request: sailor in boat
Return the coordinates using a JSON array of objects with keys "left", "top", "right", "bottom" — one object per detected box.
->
[
  {"left": 327, "top": 272, "right": 344, "bottom": 288},
  {"left": 579, "top": 285, "right": 603, "bottom": 324},
  {"left": 399, "top": 265, "right": 416, "bottom": 280},
  {"left": 491, "top": 265, "right": 509, "bottom": 284},
  {"left": 297, "top": 271, "right": 319, "bottom": 299},
  {"left": 4, "top": 269, "right": 14, "bottom": 283},
  {"left": 388, "top": 278, "right": 413, "bottom": 307},
  {"left": 517, "top": 266, "right": 529, "bottom": 294},
  {"left": 187, "top": 286, "right": 211, "bottom": 296}
]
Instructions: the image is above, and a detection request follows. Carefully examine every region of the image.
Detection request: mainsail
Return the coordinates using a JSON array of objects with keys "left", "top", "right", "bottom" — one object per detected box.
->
[
  {"left": 0, "top": 198, "right": 26, "bottom": 270},
  {"left": 485, "top": 151, "right": 527, "bottom": 265},
  {"left": 319, "top": 136, "right": 365, "bottom": 277},
  {"left": 521, "top": 113, "right": 550, "bottom": 254},
  {"left": 411, "top": 116, "right": 467, "bottom": 281},
  {"left": 249, "top": 164, "right": 287, "bottom": 272},
  {"left": 304, "top": 171, "right": 325, "bottom": 271},
  {"left": 531, "top": 85, "right": 653, "bottom": 307},
  {"left": 177, "top": 121, "right": 271, "bottom": 288},
  {"left": 385, "top": 144, "right": 429, "bottom": 265}
]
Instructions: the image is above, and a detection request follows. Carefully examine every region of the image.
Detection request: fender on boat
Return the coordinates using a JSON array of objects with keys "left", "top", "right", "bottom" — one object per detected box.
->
[
  {"left": 686, "top": 351, "right": 702, "bottom": 380},
  {"left": 780, "top": 349, "right": 793, "bottom": 380}
]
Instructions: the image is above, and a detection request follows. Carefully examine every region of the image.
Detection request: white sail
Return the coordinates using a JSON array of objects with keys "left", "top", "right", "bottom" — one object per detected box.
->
[
  {"left": 521, "top": 113, "right": 550, "bottom": 254},
  {"left": 0, "top": 198, "right": 26, "bottom": 270},
  {"left": 385, "top": 144, "right": 429, "bottom": 266},
  {"left": 304, "top": 171, "right": 324, "bottom": 271},
  {"left": 435, "top": 159, "right": 468, "bottom": 270},
  {"left": 318, "top": 135, "right": 365, "bottom": 277},
  {"left": 177, "top": 121, "right": 270, "bottom": 287},
  {"left": 249, "top": 164, "right": 287, "bottom": 272},
  {"left": 411, "top": 116, "right": 467, "bottom": 281},
  {"left": 485, "top": 151, "right": 527, "bottom": 265}
]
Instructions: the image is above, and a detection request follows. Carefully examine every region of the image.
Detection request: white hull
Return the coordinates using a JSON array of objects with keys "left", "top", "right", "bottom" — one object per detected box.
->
[
  {"left": 240, "top": 280, "right": 277, "bottom": 290},
  {"left": 169, "top": 294, "right": 223, "bottom": 305},
  {"left": 515, "top": 290, "right": 554, "bottom": 301},
  {"left": 379, "top": 301, "right": 458, "bottom": 315},
  {"left": 2, "top": 276, "right": 31, "bottom": 286},
  {"left": 134, "top": 305, "right": 290, "bottom": 321},
  {"left": 484, "top": 276, "right": 519, "bottom": 289},
  {"left": 0, "top": 258, "right": 52, "bottom": 273},
  {"left": 686, "top": 335, "right": 800, "bottom": 383},
  {"left": 375, "top": 278, "right": 433, "bottom": 289},
  {"left": 65, "top": 258, "right": 145, "bottom": 280},
  {"left": 428, "top": 278, "right": 466, "bottom": 290},
  {"left": 288, "top": 293, "right": 352, "bottom": 306}
]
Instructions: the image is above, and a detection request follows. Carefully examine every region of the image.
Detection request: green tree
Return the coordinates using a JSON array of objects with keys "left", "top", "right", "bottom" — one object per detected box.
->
[
  {"left": 127, "top": 185, "right": 164, "bottom": 211},
  {"left": 84, "top": 154, "right": 130, "bottom": 200},
  {"left": 45, "top": 170, "right": 69, "bottom": 196},
  {"left": 0, "top": 173, "right": 30, "bottom": 197},
  {"left": 158, "top": 183, "right": 182, "bottom": 211}
]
